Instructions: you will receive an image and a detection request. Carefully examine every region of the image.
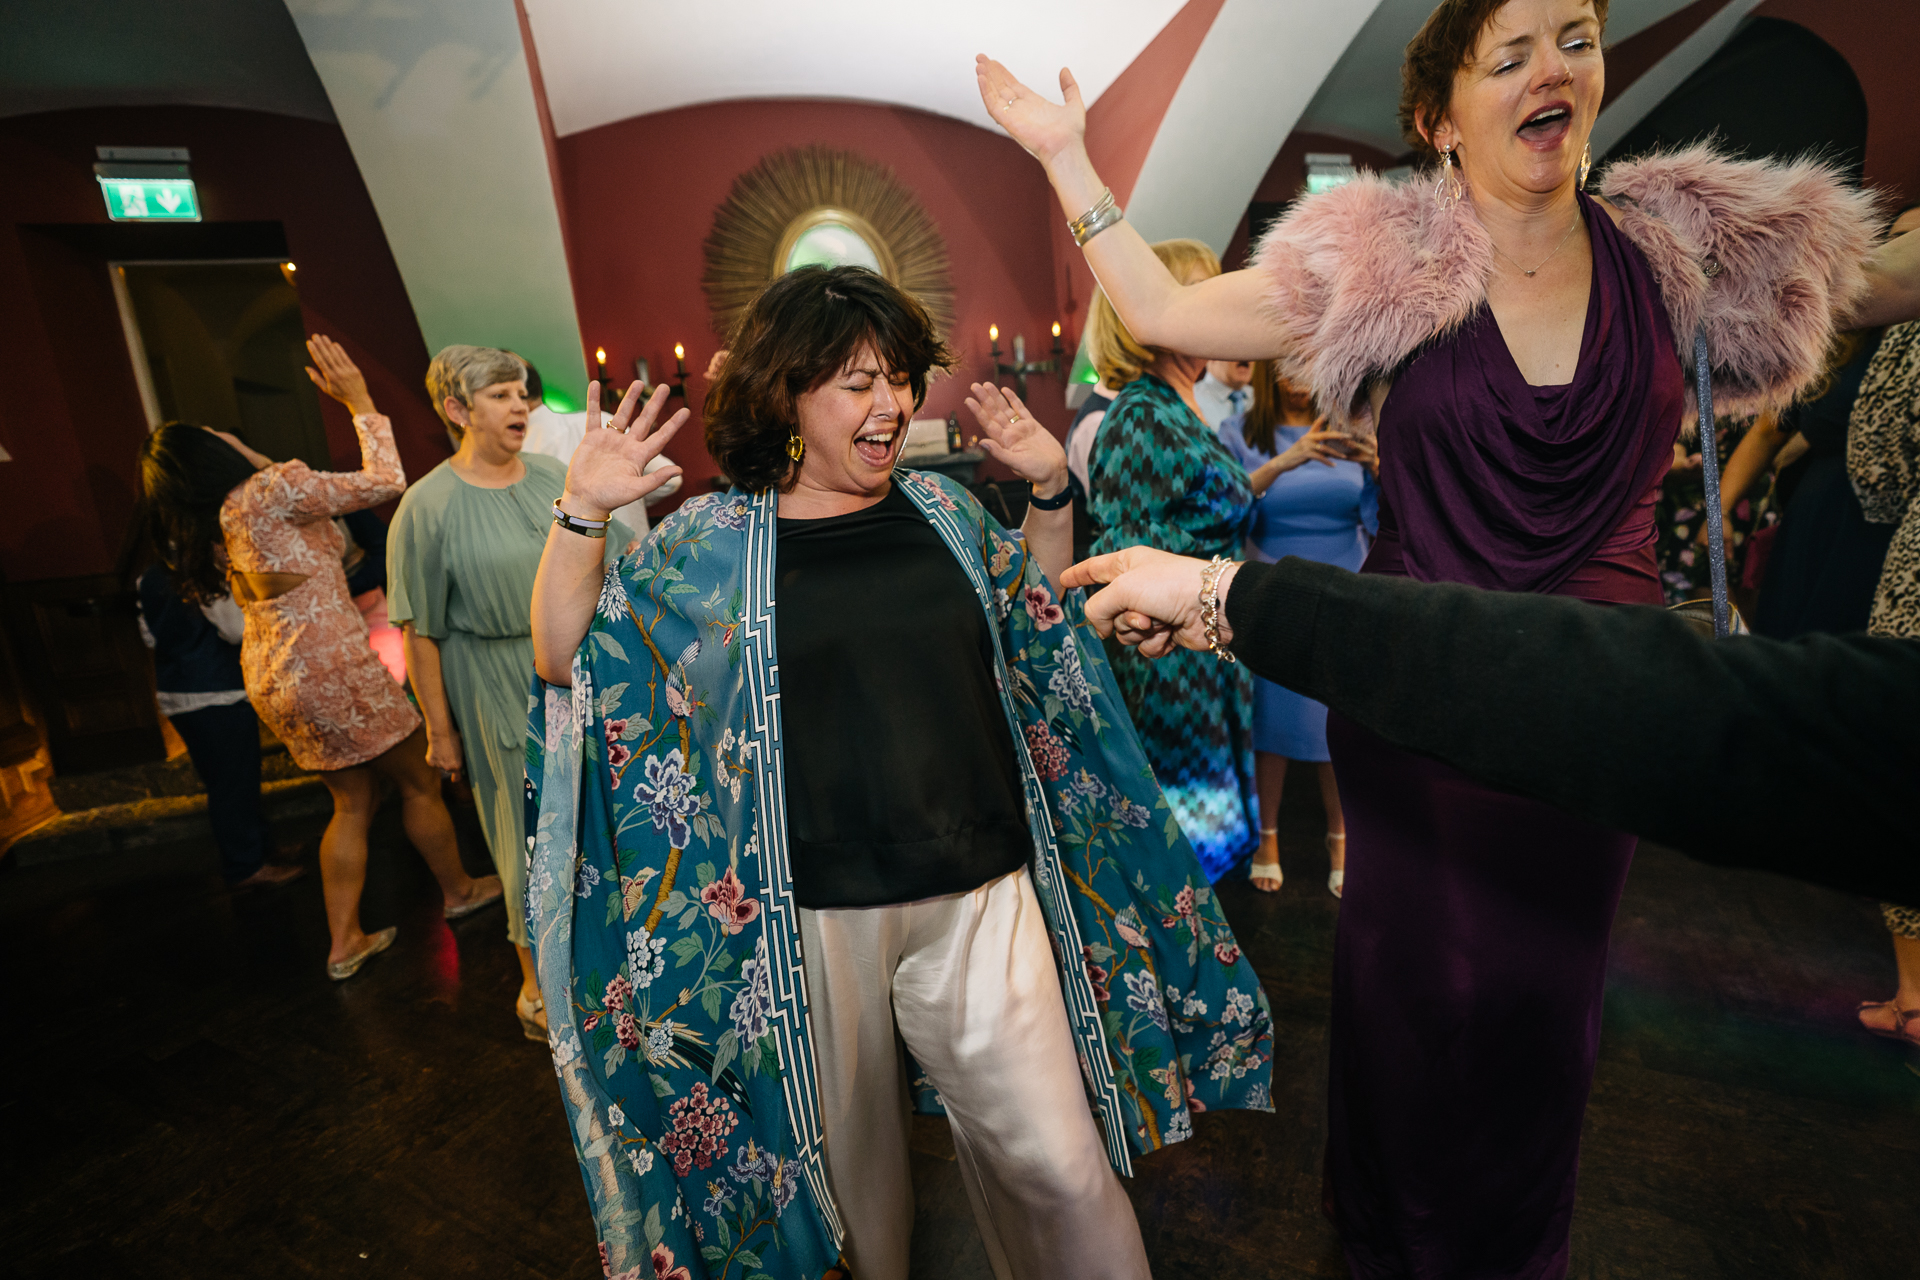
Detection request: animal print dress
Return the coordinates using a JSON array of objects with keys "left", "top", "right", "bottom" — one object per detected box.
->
[{"left": 1847, "top": 320, "right": 1920, "bottom": 936}]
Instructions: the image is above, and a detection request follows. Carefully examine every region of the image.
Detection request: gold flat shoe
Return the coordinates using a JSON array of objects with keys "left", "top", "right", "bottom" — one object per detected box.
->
[
  {"left": 516, "top": 990, "right": 548, "bottom": 1043},
  {"left": 327, "top": 927, "right": 397, "bottom": 981},
  {"left": 444, "top": 883, "right": 505, "bottom": 920}
]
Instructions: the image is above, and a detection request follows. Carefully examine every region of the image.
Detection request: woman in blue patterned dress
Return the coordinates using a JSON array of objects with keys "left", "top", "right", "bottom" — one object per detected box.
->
[
  {"left": 1087, "top": 238, "right": 1257, "bottom": 881},
  {"left": 527, "top": 266, "right": 1272, "bottom": 1280},
  {"left": 1217, "top": 365, "right": 1377, "bottom": 897}
]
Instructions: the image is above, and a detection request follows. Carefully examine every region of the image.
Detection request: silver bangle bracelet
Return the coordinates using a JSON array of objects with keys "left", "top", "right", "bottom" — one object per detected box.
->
[{"left": 1069, "top": 188, "right": 1123, "bottom": 247}]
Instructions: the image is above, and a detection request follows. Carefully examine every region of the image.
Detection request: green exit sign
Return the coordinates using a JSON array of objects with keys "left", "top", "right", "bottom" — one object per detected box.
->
[
  {"left": 98, "top": 177, "right": 200, "bottom": 221},
  {"left": 93, "top": 158, "right": 200, "bottom": 221}
]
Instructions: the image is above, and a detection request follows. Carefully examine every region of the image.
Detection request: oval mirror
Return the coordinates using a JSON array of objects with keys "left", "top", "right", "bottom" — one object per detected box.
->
[{"left": 785, "top": 221, "right": 883, "bottom": 274}]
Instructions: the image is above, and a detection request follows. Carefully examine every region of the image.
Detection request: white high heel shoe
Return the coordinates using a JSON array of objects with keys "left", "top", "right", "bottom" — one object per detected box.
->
[{"left": 1326, "top": 832, "right": 1346, "bottom": 898}]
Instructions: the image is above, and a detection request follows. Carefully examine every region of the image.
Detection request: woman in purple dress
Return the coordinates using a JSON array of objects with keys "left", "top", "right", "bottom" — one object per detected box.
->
[{"left": 978, "top": 0, "right": 1875, "bottom": 1274}]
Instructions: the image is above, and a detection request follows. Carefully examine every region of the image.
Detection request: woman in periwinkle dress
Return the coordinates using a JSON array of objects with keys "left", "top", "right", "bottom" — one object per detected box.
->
[{"left": 1217, "top": 365, "right": 1377, "bottom": 898}]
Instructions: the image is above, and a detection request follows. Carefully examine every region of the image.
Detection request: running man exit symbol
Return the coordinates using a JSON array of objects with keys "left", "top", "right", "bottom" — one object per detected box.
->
[{"left": 96, "top": 175, "right": 200, "bottom": 221}]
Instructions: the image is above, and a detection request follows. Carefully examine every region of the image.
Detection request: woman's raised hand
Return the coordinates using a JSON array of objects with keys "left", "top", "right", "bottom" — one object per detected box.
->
[
  {"left": 305, "top": 334, "right": 376, "bottom": 416},
  {"left": 975, "top": 55, "right": 1086, "bottom": 169},
  {"left": 561, "top": 381, "right": 687, "bottom": 520},
  {"left": 964, "top": 382, "right": 1069, "bottom": 494}
]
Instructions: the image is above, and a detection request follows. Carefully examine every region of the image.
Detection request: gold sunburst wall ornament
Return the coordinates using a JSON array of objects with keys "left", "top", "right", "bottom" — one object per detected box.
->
[{"left": 701, "top": 146, "right": 954, "bottom": 341}]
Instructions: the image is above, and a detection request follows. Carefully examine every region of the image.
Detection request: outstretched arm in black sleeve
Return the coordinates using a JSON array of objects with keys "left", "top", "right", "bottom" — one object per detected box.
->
[{"left": 1063, "top": 549, "right": 1920, "bottom": 906}]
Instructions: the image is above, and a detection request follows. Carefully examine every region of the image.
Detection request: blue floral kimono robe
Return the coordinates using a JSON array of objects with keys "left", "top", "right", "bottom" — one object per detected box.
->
[{"left": 526, "top": 469, "right": 1273, "bottom": 1280}]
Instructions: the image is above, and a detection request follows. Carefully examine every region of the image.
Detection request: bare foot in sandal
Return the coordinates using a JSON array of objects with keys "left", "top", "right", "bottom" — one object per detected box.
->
[
  {"left": 1250, "top": 829, "right": 1283, "bottom": 893},
  {"left": 1858, "top": 997, "right": 1920, "bottom": 1045}
]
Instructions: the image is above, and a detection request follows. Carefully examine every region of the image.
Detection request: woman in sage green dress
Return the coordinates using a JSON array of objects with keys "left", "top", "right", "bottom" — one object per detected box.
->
[{"left": 388, "top": 345, "right": 635, "bottom": 1039}]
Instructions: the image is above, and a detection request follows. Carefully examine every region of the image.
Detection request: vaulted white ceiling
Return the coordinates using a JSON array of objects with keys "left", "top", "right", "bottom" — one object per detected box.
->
[{"left": 519, "top": 0, "right": 1189, "bottom": 137}]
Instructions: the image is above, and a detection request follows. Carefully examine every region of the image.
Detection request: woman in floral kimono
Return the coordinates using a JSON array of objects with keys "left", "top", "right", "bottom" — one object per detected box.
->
[{"left": 527, "top": 265, "right": 1273, "bottom": 1280}]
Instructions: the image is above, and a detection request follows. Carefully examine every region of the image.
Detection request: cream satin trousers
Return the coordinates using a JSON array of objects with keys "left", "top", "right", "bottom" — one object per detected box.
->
[{"left": 799, "top": 868, "right": 1150, "bottom": 1280}]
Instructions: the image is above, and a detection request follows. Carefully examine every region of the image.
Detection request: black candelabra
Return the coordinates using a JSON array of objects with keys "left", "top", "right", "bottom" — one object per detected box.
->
[{"left": 990, "top": 322, "right": 1065, "bottom": 400}]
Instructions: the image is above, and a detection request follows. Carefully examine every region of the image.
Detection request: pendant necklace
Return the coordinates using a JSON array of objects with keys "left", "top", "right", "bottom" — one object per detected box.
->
[{"left": 1491, "top": 209, "right": 1581, "bottom": 277}]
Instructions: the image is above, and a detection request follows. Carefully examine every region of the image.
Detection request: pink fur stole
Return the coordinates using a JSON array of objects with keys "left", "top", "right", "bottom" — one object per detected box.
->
[{"left": 1249, "top": 145, "right": 1881, "bottom": 432}]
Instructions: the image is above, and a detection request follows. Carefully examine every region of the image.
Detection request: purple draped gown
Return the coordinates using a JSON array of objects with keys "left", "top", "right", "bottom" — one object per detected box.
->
[{"left": 1326, "top": 193, "right": 1682, "bottom": 1280}]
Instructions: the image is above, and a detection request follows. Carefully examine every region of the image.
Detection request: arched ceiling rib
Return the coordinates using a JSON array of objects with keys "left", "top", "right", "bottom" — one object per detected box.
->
[{"left": 519, "top": 0, "right": 1189, "bottom": 138}]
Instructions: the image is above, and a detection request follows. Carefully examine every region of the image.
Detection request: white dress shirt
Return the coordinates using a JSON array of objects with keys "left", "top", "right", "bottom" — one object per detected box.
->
[{"left": 1193, "top": 374, "right": 1252, "bottom": 430}]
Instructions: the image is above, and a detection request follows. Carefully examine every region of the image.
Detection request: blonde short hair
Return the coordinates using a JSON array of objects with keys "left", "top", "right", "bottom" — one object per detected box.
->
[
  {"left": 425, "top": 345, "right": 527, "bottom": 448},
  {"left": 1087, "top": 238, "right": 1222, "bottom": 388}
]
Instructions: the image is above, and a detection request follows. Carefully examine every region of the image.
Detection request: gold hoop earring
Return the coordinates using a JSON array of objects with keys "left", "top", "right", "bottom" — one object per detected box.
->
[
  {"left": 786, "top": 429, "right": 805, "bottom": 463},
  {"left": 1435, "top": 146, "right": 1464, "bottom": 209},
  {"left": 1577, "top": 143, "right": 1593, "bottom": 191}
]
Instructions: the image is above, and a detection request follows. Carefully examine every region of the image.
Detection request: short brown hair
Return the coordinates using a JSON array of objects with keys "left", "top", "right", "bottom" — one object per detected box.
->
[
  {"left": 1087, "top": 239, "right": 1222, "bottom": 388},
  {"left": 1398, "top": 0, "right": 1609, "bottom": 160},
  {"left": 426, "top": 344, "right": 526, "bottom": 449},
  {"left": 1241, "top": 362, "right": 1319, "bottom": 455},
  {"left": 704, "top": 266, "right": 955, "bottom": 492}
]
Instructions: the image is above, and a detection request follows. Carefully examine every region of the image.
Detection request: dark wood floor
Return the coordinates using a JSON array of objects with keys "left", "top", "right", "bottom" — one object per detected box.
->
[{"left": 3, "top": 773, "right": 1916, "bottom": 1278}]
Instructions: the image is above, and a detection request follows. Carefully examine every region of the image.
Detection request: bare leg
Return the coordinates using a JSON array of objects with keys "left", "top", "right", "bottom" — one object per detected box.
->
[
  {"left": 369, "top": 726, "right": 499, "bottom": 911},
  {"left": 1317, "top": 763, "right": 1347, "bottom": 865},
  {"left": 1859, "top": 929, "right": 1920, "bottom": 1041},
  {"left": 318, "top": 767, "right": 378, "bottom": 965},
  {"left": 1251, "top": 751, "right": 1287, "bottom": 893},
  {"left": 1317, "top": 761, "right": 1347, "bottom": 899}
]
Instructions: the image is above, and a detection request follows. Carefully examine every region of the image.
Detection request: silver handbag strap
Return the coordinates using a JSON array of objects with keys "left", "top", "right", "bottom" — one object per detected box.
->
[{"left": 1693, "top": 323, "right": 1732, "bottom": 638}]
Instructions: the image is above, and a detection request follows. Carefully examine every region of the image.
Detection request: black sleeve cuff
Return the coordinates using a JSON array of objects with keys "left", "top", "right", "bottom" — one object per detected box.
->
[{"left": 1224, "top": 558, "right": 1335, "bottom": 695}]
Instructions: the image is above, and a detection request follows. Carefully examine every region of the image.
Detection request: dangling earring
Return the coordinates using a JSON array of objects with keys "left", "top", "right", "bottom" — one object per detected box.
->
[
  {"left": 1434, "top": 146, "right": 1464, "bottom": 209},
  {"left": 786, "top": 428, "right": 805, "bottom": 463},
  {"left": 1577, "top": 142, "right": 1593, "bottom": 191}
]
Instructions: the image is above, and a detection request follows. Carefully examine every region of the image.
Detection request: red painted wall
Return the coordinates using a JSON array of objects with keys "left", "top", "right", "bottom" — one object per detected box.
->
[
  {"left": 557, "top": 99, "right": 1072, "bottom": 500},
  {"left": 0, "top": 107, "right": 446, "bottom": 584},
  {"left": 1756, "top": 0, "right": 1920, "bottom": 207}
]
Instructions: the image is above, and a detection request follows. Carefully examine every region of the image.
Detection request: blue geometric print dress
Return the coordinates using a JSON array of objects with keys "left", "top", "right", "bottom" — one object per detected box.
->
[{"left": 1089, "top": 374, "right": 1258, "bottom": 879}]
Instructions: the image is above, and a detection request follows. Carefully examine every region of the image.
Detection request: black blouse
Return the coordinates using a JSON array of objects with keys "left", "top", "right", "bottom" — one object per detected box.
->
[{"left": 775, "top": 483, "right": 1031, "bottom": 909}]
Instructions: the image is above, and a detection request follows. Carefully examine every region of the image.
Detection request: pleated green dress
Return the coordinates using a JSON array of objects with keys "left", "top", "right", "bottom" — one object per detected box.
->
[{"left": 387, "top": 451, "right": 630, "bottom": 945}]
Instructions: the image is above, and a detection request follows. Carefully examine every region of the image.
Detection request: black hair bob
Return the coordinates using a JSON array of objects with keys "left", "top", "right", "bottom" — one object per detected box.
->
[{"left": 703, "top": 265, "right": 955, "bottom": 492}]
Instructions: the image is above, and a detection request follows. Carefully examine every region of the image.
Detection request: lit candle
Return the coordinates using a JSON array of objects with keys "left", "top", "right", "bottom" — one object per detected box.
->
[
  {"left": 1051, "top": 320, "right": 1063, "bottom": 354},
  {"left": 595, "top": 347, "right": 607, "bottom": 382},
  {"left": 989, "top": 323, "right": 1000, "bottom": 358},
  {"left": 674, "top": 343, "right": 687, "bottom": 378}
]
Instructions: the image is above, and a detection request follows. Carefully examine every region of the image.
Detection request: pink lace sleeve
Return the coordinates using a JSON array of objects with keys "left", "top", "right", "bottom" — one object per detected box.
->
[{"left": 249, "top": 413, "right": 407, "bottom": 523}]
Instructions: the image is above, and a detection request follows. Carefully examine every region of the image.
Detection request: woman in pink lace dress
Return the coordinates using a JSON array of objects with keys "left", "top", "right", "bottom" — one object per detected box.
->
[{"left": 138, "top": 336, "right": 501, "bottom": 980}]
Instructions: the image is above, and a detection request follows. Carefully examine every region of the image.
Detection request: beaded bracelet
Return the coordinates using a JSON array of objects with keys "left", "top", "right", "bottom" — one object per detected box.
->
[{"left": 1199, "top": 556, "right": 1237, "bottom": 663}]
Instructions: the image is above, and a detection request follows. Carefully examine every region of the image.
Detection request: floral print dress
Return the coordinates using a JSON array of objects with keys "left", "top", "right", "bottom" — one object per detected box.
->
[{"left": 526, "top": 470, "right": 1274, "bottom": 1280}]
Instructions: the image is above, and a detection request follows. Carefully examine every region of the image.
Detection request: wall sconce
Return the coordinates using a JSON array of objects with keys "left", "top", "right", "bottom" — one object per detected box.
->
[
  {"left": 990, "top": 322, "right": 1059, "bottom": 400},
  {"left": 665, "top": 343, "right": 689, "bottom": 400}
]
